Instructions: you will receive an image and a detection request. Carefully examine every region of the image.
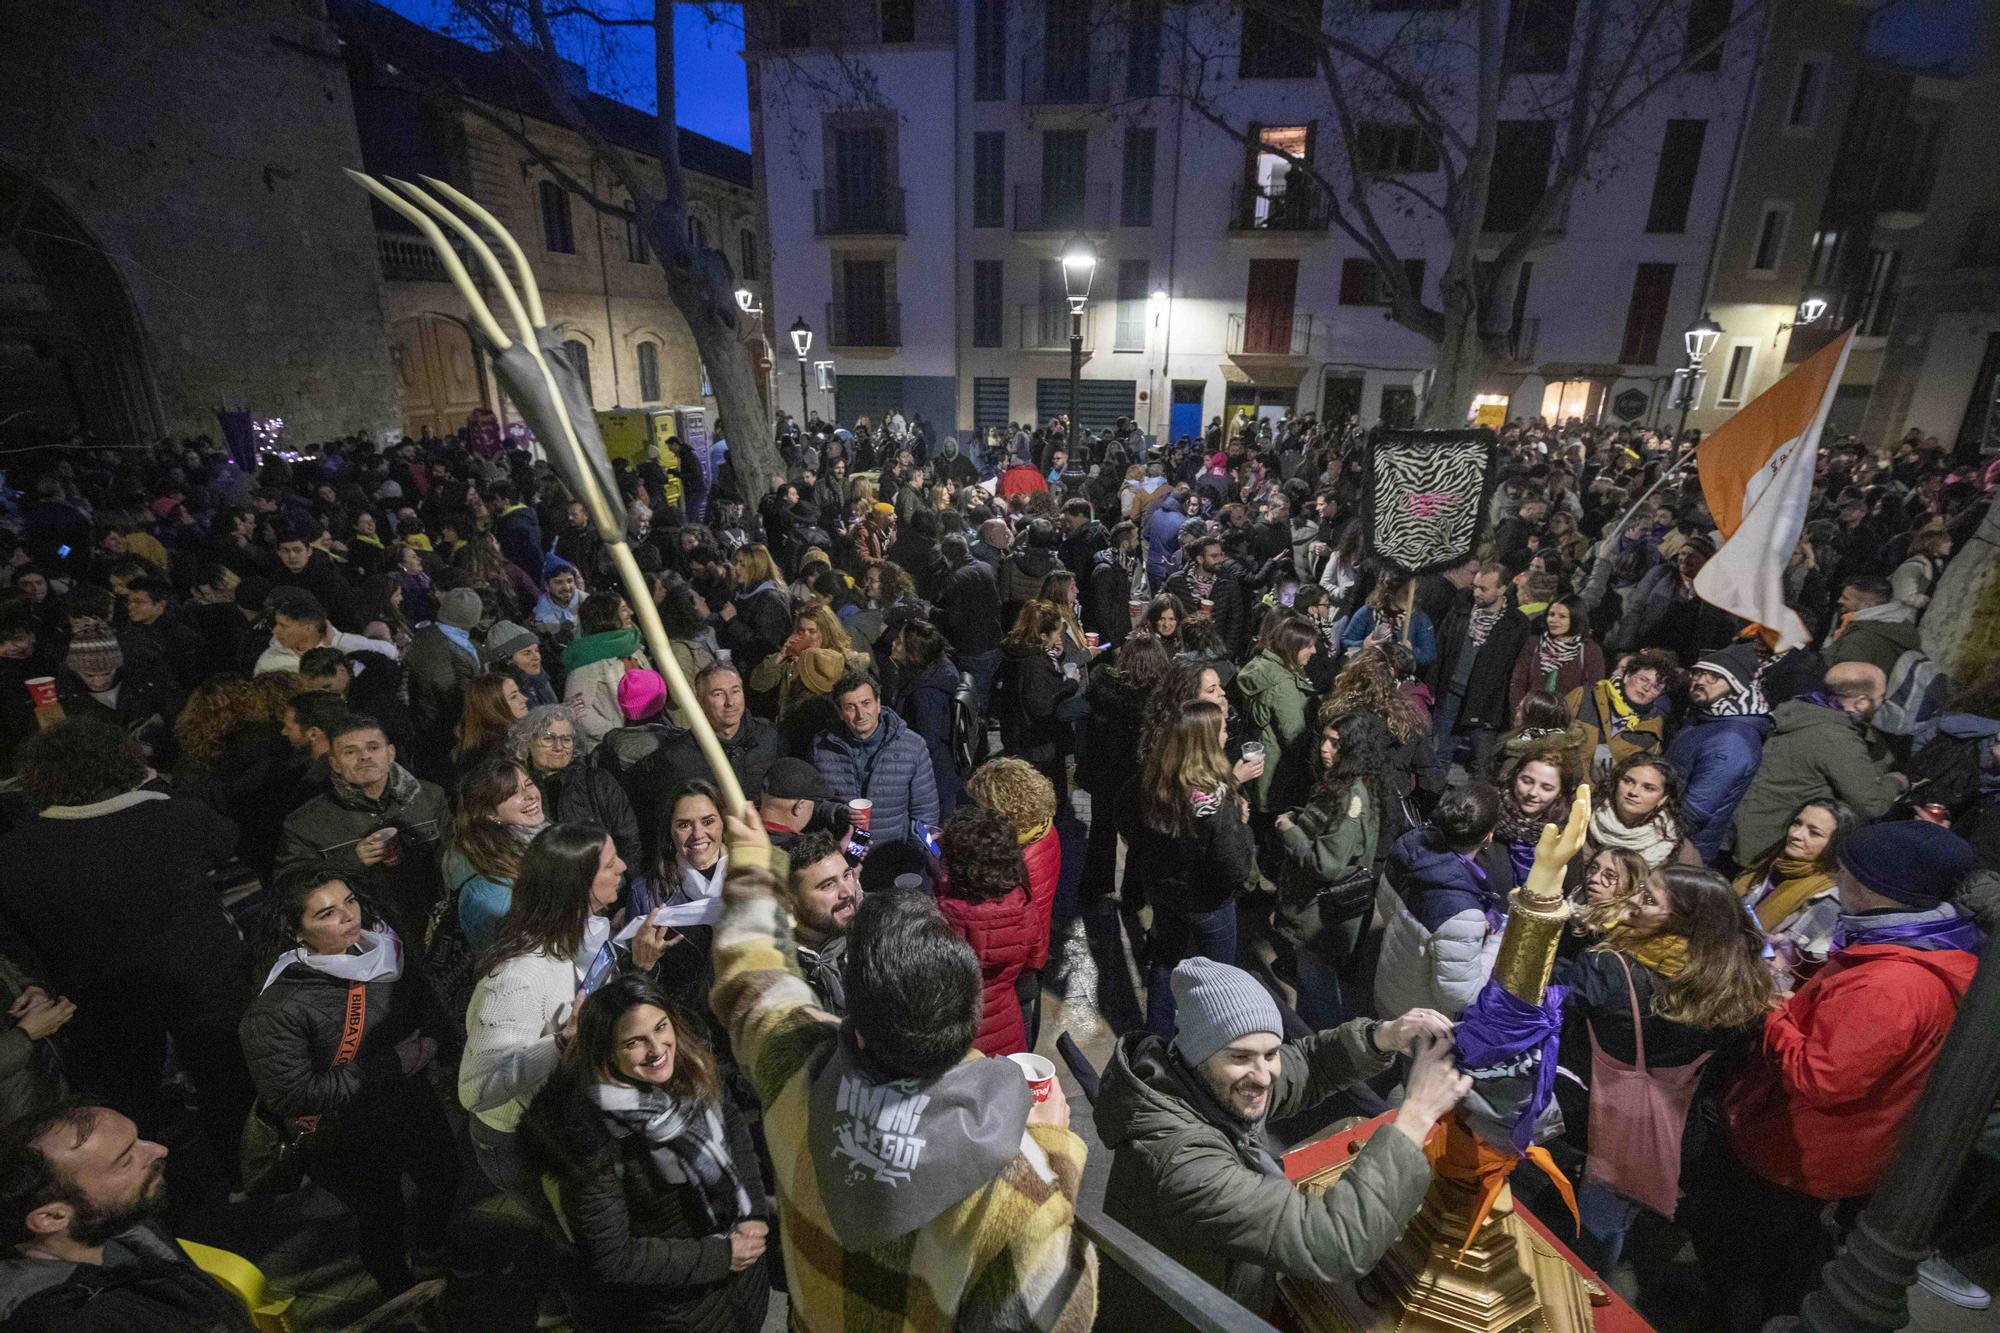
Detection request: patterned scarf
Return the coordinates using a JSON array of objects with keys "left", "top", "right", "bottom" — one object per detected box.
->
[
  {"left": 1736, "top": 858, "right": 1834, "bottom": 933},
  {"left": 1589, "top": 801, "right": 1681, "bottom": 867},
  {"left": 1495, "top": 801, "right": 1557, "bottom": 884},
  {"left": 1834, "top": 902, "right": 1987, "bottom": 954},
  {"left": 1467, "top": 603, "right": 1504, "bottom": 647},
  {"left": 590, "top": 1081, "right": 753, "bottom": 1233},
  {"left": 1535, "top": 633, "right": 1584, "bottom": 676}
]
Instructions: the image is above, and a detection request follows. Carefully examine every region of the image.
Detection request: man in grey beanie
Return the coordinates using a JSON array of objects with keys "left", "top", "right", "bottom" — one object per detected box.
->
[
  {"left": 1096, "top": 957, "right": 1469, "bottom": 1323},
  {"left": 404, "top": 586, "right": 486, "bottom": 780}
]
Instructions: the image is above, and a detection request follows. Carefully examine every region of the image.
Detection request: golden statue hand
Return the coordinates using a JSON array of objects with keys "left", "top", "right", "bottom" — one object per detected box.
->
[{"left": 1521, "top": 784, "right": 1590, "bottom": 906}]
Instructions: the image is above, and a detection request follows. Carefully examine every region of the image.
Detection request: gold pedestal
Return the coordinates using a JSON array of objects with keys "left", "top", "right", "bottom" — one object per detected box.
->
[{"left": 1280, "top": 1141, "right": 1598, "bottom": 1333}]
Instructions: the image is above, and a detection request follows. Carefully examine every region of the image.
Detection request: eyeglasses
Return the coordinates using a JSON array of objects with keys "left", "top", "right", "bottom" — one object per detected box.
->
[{"left": 537, "top": 733, "right": 577, "bottom": 749}]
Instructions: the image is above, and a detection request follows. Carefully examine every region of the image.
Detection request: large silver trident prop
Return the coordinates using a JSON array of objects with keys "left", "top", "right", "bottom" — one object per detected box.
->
[{"left": 346, "top": 171, "right": 746, "bottom": 816}]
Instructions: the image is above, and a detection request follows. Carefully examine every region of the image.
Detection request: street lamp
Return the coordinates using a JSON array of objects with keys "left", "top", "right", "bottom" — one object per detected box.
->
[
  {"left": 1061, "top": 234, "right": 1097, "bottom": 450},
  {"left": 789, "top": 316, "right": 812, "bottom": 422},
  {"left": 734, "top": 289, "right": 776, "bottom": 415},
  {"left": 1776, "top": 295, "right": 1830, "bottom": 344},
  {"left": 1673, "top": 311, "right": 1723, "bottom": 459}
]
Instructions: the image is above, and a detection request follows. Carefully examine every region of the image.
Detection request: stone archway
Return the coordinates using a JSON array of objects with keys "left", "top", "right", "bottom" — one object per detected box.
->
[
  {"left": 0, "top": 168, "right": 161, "bottom": 446},
  {"left": 390, "top": 312, "right": 486, "bottom": 438}
]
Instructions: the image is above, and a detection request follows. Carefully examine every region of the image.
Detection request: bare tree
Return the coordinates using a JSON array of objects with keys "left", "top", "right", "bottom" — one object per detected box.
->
[{"left": 1164, "top": 0, "right": 1768, "bottom": 427}]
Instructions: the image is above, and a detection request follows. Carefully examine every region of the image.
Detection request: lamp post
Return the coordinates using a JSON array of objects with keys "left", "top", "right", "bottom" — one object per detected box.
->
[
  {"left": 789, "top": 316, "right": 812, "bottom": 424},
  {"left": 1148, "top": 285, "right": 1170, "bottom": 441},
  {"left": 1776, "top": 295, "right": 1830, "bottom": 346},
  {"left": 1061, "top": 234, "right": 1097, "bottom": 451},
  {"left": 735, "top": 288, "right": 776, "bottom": 418},
  {"left": 1673, "top": 311, "right": 1723, "bottom": 463}
]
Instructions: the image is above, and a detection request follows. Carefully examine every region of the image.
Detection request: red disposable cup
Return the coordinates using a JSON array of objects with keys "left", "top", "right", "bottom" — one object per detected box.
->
[
  {"left": 1085, "top": 632, "right": 1101, "bottom": 651},
  {"left": 1008, "top": 1052, "right": 1056, "bottom": 1104},
  {"left": 848, "top": 798, "right": 873, "bottom": 833},
  {"left": 24, "top": 677, "right": 56, "bottom": 707}
]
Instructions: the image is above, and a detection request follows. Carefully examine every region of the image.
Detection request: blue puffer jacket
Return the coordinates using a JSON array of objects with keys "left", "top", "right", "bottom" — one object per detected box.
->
[
  {"left": 1666, "top": 711, "right": 1772, "bottom": 862},
  {"left": 809, "top": 706, "right": 941, "bottom": 850},
  {"left": 1372, "top": 828, "right": 1517, "bottom": 1019}
]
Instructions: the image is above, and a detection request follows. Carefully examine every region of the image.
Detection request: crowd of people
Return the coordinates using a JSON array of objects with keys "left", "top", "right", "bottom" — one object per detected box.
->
[{"left": 0, "top": 402, "right": 1993, "bottom": 1331}]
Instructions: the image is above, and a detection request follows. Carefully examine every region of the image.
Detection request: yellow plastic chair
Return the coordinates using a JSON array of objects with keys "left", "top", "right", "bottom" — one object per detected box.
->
[{"left": 178, "top": 1238, "right": 299, "bottom": 1333}]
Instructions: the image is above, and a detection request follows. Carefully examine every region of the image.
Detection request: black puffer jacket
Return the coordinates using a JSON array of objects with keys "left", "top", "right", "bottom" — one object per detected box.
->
[
  {"left": 1077, "top": 662, "right": 1147, "bottom": 797},
  {"left": 533, "top": 761, "right": 643, "bottom": 872},
  {"left": 522, "top": 1066, "right": 771, "bottom": 1333},
  {"left": 0, "top": 1223, "right": 257, "bottom": 1333},
  {"left": 238, "top": 948, "right": 443, "bottom": 1138},
  {"left": 998, "top": 641, "right": 1083, "bottom": 767}
]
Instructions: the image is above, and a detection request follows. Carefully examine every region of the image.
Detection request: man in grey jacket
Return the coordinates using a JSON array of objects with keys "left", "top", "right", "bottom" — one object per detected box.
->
[{"left": 1097, "top": 958, "right": 1471, "bottom": 1324}]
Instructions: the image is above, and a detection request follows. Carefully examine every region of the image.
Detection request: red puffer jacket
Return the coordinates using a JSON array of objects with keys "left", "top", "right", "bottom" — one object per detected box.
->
[
  {"left": 1022, "top": 825, "right": 1061, "bottom": 971},
  {"left": 1724, "top": 942, "right": 1976, "bottom": 1200},
  {"left": 935, "top": 885, "right": 1037, "bottom": 1056}
]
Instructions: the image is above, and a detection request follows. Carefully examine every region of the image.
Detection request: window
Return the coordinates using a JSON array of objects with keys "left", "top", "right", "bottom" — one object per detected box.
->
[
  {"left": 738, "top": 230, "right": 758, "bottom": 280},
  {"left": 1787, "top": 56, "right": 1827, "bottom": 131},
  {"left": 637, "top": 341, "right": 661, "bottom": 402},
  {"left": 1246, "top": 124, "right": 1314, "bottom": 227},
  {"left": 624, "top": 209, "right": 647, "bottom": 263},
  {"left": 841, "top": 258, "right": 891, "bottom": 345},
  {"left": 1860, "top": 249, "right": 1901, "bottom": 336},
  {"left": 1644, "top": 119, "right": 1706, "bottom": 234},
  {"left": 973, "top": 132, "right": 1005, "bottom": 228},
  {"left": 1041, "top": 130, "right": 1088, "bottom": 229},
  {"left": 833, "top": 125, "right": 890, "bottom": 229},
  {"left": 563, "top": 339, "right": 593, "bottom": 406},
  {"left": 1805, "top": 228, "right": 1842, "bottom": 288},
  {"left": 1619, "top": 263, "right": 1677, "bottom": 363},
  {"left": 1959, "top": 212, "right": 2000, "bottom": 269},
  {"left": 974, "top": 377, "right": 1010, "bottom": 431},
  {"left": 1483, "top": 120, "right": 1555, "bottom": 232},
  {"left": 1116, "top": 259, "right": 1150, "bottom": 351},
  {"left": 879, "top": 0, "right": 914, "bottom": 43},
  {"left": 1243, "top": 258, "right": 1298, "bottom": 353},
  {"left": 775, "top": 0, "right": 810, "bottom": 49},
  {"left": 1716, "top": 340, "right": 1756, "bottom": 406},
  {"left": 1126, "top": 1, "right": 1162, "bottom": 97},
  {"left": 688, "top": 215, "right": 707, "bottom": 250},
  {"left": 1122, "top": 128, "right": 1156, "bottom": 226},
  {"left": 972, "top": 0, "right": 1005, "bottom": 100},
  {"left": 1240, "top": 1, "right": 1319, "bottom": 79},
  {"left": 1685, "top": 0, "right": 1732, "bottom": 72},
  {"left": 973, "top": 260, "right": 1003, "bottom": 347},
  {"left": 1357, "top": 123, "right": 1440, "bottom": 174},
  {"left": 1749, "top": 203, "right": 1790, "bottom": 273},
  {"left": 1339, "top": 257, "right": 1424, "bottom": 306},
  {"left": 1504, "top": 0, "right": 1576, "bottom": 76},
  {"left": 539, "top": 180, "right": 574, "bottom": 254}
]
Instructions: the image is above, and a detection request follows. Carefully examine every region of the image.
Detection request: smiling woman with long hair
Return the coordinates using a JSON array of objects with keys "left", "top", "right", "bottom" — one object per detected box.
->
[
  {"left": 1733, "top": 798, "right": 1857, "bottom": 967},
  {"left": 521, "top": 973, "right": 770, "bottom": 1332},
  {"left": 443, "top": 757, "right": 548, "bottom": 955},
  {"left": 241, "top": 863, "right": 459, "bottom": 1298},
  {"left": 1118, "top": 699, "right": 1258, "bottom": 1033},
  {"left": 455, "top": 672, "right": 530, "bottom": 772}
]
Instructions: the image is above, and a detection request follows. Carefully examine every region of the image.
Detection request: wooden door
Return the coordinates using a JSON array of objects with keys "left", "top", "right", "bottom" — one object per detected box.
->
[
  {"left": 1244, "top": 258, "right": 1298, "bottom": 354},
  {"left": 392, "top": 314, "right": 485, "bottom": 437}
]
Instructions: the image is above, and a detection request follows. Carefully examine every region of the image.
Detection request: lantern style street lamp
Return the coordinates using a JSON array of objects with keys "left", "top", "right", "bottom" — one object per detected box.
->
[
  {"left": 789, "top": 316, "right": 812, "bottom": 420},
  {"left": 1061, "top": 235, "right": 1097, "bottom": 448},
  {"left": 1673, "top": 311, "right": 1724, "bottom": 456}
]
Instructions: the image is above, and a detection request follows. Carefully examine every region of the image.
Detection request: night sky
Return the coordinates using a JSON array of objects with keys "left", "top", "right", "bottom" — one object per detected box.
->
[{"left": 376, "top": 0, "right": 751, "bottom": 150}]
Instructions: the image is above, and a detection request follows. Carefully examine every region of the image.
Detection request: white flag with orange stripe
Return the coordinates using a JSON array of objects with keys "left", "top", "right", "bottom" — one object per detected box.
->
[{"left": 1693, "top": 328, "right": 1856, "bottom": 651}]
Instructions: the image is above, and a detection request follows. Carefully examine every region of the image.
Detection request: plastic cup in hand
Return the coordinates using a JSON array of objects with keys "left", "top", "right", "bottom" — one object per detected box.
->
[
  {"left": 1085, "top": 632, "right": 1101, "bottom": 651},
  {"left": 24, "top": 677, "right": 56, "bottom": 708},
  {"left": 1199, "top": 598, "right": 1215, "bottom": 615},
  {"left": 1008, "top": 1052, "right": 1057, "bottom": 1104},
  {"left": 848, "top": 798, "right": 873, "bottom": 833},
  {"left": 1241, "top": 742, "right": 1265, "bottom": 763}
]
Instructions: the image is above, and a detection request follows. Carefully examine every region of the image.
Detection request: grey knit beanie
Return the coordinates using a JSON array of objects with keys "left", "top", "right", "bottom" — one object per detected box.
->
[
  {"left": 437, "top": 587, "right": 481, "bottom": 630},
  {"left": 1170, "top": 957, "right": 1281, "bottom": 1069}
]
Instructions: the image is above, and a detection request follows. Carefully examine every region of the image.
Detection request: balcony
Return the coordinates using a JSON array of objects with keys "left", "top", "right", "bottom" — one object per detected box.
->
[
  {"left": 1013, "top": 182, "right": 1112, "bottom": 232},
  {"left": 824, "top": 300, "right": 901, "bottom": 349},
  {"left": 1021, "top": 50, "right": 1112, "bottom": 105},
  {"left": 1227, "top": 311, "right": 1314, "bottom": 357},
  {"left": 1019, "top": 304, "right": 1098, "bottom": 352},
  {"left": 1228, "top": 180, "right": 1332, "bottom": 232},
  {"left": 378, "top": 231, "right": 459, "bottom": 282},
  {"left": 812, "top": 186, "right": 906, "bottom": 237}
]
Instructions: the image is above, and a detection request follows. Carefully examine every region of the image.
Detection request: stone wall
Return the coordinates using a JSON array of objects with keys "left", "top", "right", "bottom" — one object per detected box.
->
[{"left": 0, "top": 0, "right": 399, "bottom": 443}]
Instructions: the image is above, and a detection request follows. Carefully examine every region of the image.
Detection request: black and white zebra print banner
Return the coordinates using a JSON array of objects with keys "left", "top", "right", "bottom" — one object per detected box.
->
[{"left": 1363, "top": 428, "right": 1499, "bottom": 573}]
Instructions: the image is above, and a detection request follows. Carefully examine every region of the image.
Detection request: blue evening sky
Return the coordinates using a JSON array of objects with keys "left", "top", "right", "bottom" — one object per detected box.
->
[{"left": 375, "top": 0, "right": 752, "bottom": 150}]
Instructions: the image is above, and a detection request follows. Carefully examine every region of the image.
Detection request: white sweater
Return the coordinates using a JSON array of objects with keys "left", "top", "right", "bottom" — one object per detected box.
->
[{"left": 458, "top": 949, "right": 578, "bottom": 1133}]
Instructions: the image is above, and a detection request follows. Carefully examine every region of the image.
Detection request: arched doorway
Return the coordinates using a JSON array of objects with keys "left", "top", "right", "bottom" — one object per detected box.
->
[
  {"left": 0, "top": 168, "right": 160, "bottom": 446},
  {"left": 390, "top": 312, "right": 487, "bottom": 438}
]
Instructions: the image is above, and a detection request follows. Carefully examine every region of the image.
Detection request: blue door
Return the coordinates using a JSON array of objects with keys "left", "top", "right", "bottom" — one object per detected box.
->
[{"left": 1170, "top": 400, "right": 1202, "bottom": 445}]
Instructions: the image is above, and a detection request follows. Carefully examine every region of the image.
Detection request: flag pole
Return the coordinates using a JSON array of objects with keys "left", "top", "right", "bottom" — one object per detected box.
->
[{"left": 1601, "top": 446, "right": 1699, "bottom": 553}]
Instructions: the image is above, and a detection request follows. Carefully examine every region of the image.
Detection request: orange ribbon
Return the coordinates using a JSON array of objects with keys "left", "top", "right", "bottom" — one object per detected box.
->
[{"left": 1423, "top": 1116, "right": 1580, "bottom": 1263}]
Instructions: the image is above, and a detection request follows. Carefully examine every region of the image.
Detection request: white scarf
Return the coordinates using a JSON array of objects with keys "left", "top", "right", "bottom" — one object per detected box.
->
[
  {"left": 1590, "top": 803, "right": 1681, "bottom": 867},
  {"left": 261, "top": 925, "right": 404, "bottom": 993},
  {"left": 678, "top": 853, "right": 729, "bottom": 906}
]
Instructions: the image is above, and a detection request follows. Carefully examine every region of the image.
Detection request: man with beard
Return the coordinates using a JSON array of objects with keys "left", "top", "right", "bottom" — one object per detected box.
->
[
  {"left": 1095, "top": 959, "right": 1466, "bottom": 1325},
  {"left": 1667, "top": 644, "right": 1772, "bottom": 862},
  {"left": 0, "top": 1104, "right": 255, "bottom": 1332},
  {"left": 1165, "top": 535, "right": 1248, "bottom": 659},
  {"left": 782, "top": 830, "right": 863, "bottom": 1015}
]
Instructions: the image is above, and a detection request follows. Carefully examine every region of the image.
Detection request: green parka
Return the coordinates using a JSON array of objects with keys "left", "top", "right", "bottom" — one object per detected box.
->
[{"left": 1231, "top": 649, "right": 1316, "bottom": 813}]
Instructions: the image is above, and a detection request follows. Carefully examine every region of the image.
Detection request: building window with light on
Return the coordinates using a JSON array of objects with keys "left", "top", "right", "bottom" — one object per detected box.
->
[{"left": 638, "top": 341, "right": 661, "bottom": 402}]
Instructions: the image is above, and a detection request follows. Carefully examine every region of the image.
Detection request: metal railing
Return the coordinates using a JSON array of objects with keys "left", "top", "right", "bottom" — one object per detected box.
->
[
  {"left": 378, "top": 231, "right": 457, "bottom": 282},
  {"left": 1021, "top": 49, "right": 1112, "bottom": 104},
  {"left": 1226, "top": 310, "right": 1314, "bottom": 356},
  {"left": 812, "top": 186, "right": 906, "bottom": 236},
  {"left": 1072, "top": 1204, "right": 1282, "bottom": 1333},
  {"left": 1019, "top": 304, "right": 1097, "bottom": 352},
  {"left": 1013, "top": 182, "right": 1112, "bottom": 232},
  {"left": 1228, "top": 180, "right": 1332, "bottom": 232},
  {"left": 824, "top": 300, "right": 901, "bottom": 348}
]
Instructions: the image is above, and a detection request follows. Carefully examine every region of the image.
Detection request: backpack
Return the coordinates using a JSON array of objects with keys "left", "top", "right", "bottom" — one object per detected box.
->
[
  {"left": 1875, "top": 648, "right": 1950, "bottom": 736},
  {"left": 947, "top": 669, "right": 982, "bottom": 775}
]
